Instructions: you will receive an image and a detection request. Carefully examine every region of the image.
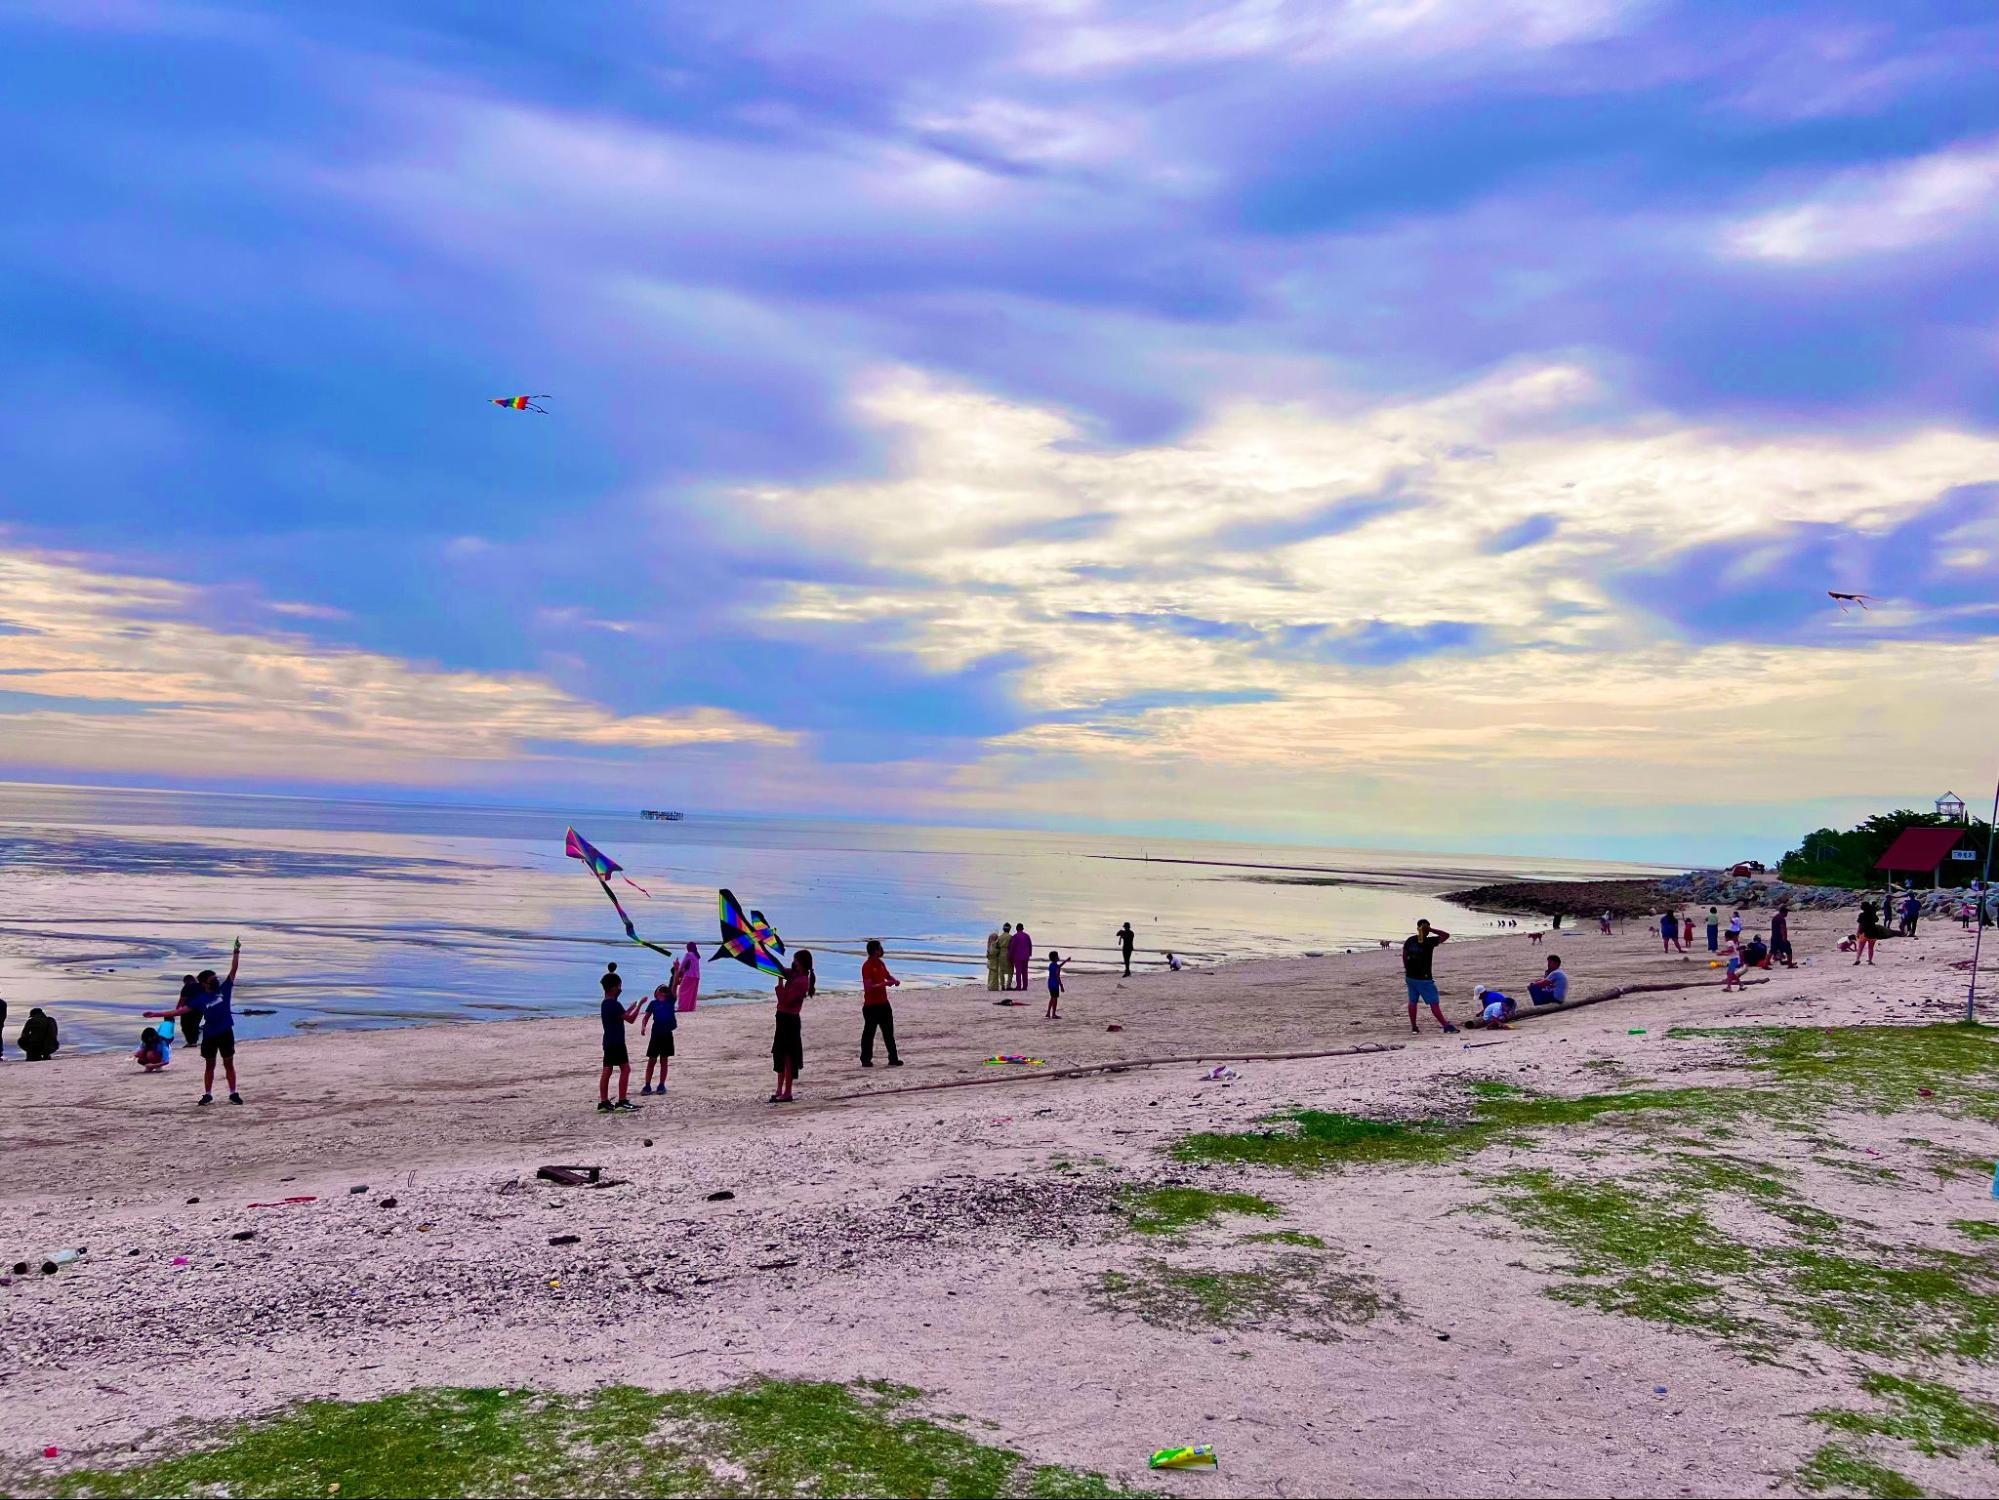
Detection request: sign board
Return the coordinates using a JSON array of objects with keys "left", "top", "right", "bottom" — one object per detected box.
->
[{"left": 1952, "top": 849, "right": 1978, "bottom": 860}]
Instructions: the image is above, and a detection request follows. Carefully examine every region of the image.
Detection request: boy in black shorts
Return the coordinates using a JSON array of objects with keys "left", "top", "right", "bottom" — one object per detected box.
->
[
  {"left": 640, "top": 981, "right": 677, "bottom": 1095},
  {"left": 597, "top": 963, "right": 643, "bottom": 1113}
]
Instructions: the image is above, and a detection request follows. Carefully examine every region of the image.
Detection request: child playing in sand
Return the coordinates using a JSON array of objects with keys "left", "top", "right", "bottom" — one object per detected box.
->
[
  {"left": 597, "top": 964, "right": 643, "bottom": 1113},
  {"left": 1045, "top": 951, "right": 1069, "bottom": 1018},
  {"left": 1722, "top": 951, "right": 1745, "bottom": 990},
  {"left": 771, "top": 950, "right": 815, "bottom": 1103},
  {"left": 639, "top": 980, "right": 676, "bottom": 1095},
  {"left": 859, "top": 939, "right": 902, "bottom": 1067},
  {"left": 1166, "top": 952, "right": 1183, "bottom": 971},
  {"left": 1473, "top": 985, "right": 1516, "bottom": 1028},
  {"left": 134, "top": 1026, "right": 169, "bottom": 1071}
]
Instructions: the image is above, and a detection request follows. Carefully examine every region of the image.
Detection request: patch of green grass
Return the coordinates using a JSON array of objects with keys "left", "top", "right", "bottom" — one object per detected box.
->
[
  {"left": 1172, "top": 1085, "right": 1755, "bottom": 1176},
  {"left": 1794, "top": 1443, "right": 1925, "bottom": 1498},
  {"left": 1123, "top": 1186, "right": 1280, "bottom": 1236},
  {"left": 1814, "top": 1371, "right": 1999, "bottom": 1459},
  {"left": 1953, "top": 1219, "right": 1999, "bottom": 1243},
  {"left": 1095, "top": 1253, "right": 1389, "bottom": 1342},
  {"left": 49, "top": 1381, "right": 1145, "bottom": 1499},
  {"left": 1786, "top": 1249, "right": 1999, "bottom": 1360},
  {"left": 1679, "top": 1022, "right": 1999, "bottom": 1116},
  {"left": 1241, "top": 1229, "right": 1326, "bottom": 1249}
]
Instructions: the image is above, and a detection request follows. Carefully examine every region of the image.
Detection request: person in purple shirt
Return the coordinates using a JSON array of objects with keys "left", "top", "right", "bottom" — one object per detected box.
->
[
  {"left": 1008, "top": 921, "right": 1032, "bottom": 991},
  {"left": 148, "top": 939, "right": 243, "bottom": 1105}
]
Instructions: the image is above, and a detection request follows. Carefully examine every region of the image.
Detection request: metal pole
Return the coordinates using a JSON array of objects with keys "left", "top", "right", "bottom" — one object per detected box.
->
[{"left": 1968, "top": 774, "right": 1999, "bottom": 1023}]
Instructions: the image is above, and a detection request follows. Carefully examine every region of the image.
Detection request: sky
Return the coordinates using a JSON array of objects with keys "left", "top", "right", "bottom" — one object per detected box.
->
[{"left": 2, "top": 0, "right": 1997, "bottom": 863}]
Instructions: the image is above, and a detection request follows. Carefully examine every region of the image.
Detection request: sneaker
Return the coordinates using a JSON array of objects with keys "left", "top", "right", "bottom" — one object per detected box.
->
[
  {"left": 640, "top": 1084, "right": 653, "bottom": 1095},
  {"left": 198, "top": 1093, "right": 213, "bottom": 1106},
  {"left": 887, "top": 1058, "right": 904, "bottom": 1067},
  {"left": 228, "top": 1092, "right": 244, "bottom": 1105},
  {"left": 860, "top": 1059, "right": 873, "bottom": 1068},
  {"left": 613, "top": 1099, "right": 641, "bottom": 1112},
  {"left": 597, "top": 1100, "right": 613, "bottom": 1113},
  {"left": 1442, "top": 1025, "right": 1460, "bottom": 1035}
]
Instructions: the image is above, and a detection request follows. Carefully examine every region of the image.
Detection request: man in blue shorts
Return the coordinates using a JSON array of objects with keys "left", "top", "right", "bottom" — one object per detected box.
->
[
  {"left": 148, "top": 939, "right": 243, "bottom": 1105},
  {"left": 1402, "top": 919, "right": 1457, "bottom": 1035}
]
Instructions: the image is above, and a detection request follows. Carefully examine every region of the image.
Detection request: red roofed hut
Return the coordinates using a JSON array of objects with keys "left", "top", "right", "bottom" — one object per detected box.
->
[{"left": 1876, "top": 825, "right": 1982, "bottom": 887}]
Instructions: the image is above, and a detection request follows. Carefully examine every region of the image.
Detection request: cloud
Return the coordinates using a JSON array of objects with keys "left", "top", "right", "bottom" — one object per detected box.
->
[
  {"left": 0, "top": 547, "right": 794, "bottom": 784},
  {"left": 1724, "top": 137, "right": 1999, "bottom": 263}
]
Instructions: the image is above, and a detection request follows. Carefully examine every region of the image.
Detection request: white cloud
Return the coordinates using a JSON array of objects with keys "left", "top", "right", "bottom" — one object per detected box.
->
[
  {"left": 1725, "top": 137, "right": 1999, "bottom": 263},
  {"left": 0, "top": 549, "right": 793, "bottom": 782}
]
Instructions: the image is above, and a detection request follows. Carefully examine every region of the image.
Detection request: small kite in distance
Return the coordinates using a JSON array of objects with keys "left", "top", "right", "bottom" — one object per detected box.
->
[
  {"left": 715, "top": 888, "right": 788, "bottom": 976},
  {"left": 1828, "top": 591, "right": 1875, "bottom": 612},
  {"left": 491, "top": 395, "right": 549, "bottom": 413}
]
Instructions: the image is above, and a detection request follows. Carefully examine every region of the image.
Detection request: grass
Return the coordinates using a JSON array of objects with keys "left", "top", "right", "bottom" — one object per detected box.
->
[
  {"left": 1794, "top": 1444, "right": 1925, "bottom": 1498},
  {"left": 1241, "top": 1229, "right": 1326, "bottom": 1249},
  {"left": 1953, "top": 1220, "right": 1999, "bottom": 1243},
  {"left": 1122, "top": 1186, "right": 1280, "bottom": 1236},
  {"left": 47, "top": 1381, "right": 1145, "bottom": 1499},
  {"left": 1813, "top": 1371, "right": 1999, "bottom": 1459},
  {"left": 1672, "top": 1022, "right": 1999, "bottom": 1117},
  {"left": 1095, "top": 1253, "right": 1389, "bottom": 1343}
]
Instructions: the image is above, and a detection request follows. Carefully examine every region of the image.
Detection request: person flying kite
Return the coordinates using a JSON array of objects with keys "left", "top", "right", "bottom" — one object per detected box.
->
[
  {"left": 1828, "top": 591, "right": 1875, "bottom": 612},
  {"left": 714, "top": 888, "right": 787, "bottom": 976},
  {"left": 491, "top": 395, "right": 549, "bottom": 413},
  {"left": 564, "top": 827, "right": 674, "bottom": 960}
]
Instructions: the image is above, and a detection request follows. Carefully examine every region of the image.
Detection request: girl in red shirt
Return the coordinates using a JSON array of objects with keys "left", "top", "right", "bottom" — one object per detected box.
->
[{"left": 860, "top": 939, "right": 903, "bottom": 1068}]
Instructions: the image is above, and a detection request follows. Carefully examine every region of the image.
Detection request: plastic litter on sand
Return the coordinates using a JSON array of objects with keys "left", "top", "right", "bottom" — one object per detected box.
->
[{"left": 1149, "top": 1445, "right": 1218, "bottom": 1470}]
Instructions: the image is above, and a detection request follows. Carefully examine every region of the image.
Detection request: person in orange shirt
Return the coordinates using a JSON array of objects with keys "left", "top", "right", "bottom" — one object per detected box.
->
[{"left": 860, "top": 939, "right": 903, "bottom": 1068}]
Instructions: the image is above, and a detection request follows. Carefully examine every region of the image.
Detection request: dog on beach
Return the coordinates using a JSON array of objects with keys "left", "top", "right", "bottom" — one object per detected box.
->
[{"left": 1530, "top": 931, "right": 1544, "bottom": 945}]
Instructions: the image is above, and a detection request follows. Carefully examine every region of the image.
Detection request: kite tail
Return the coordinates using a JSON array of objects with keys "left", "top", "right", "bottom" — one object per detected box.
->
[
  {"left": 621, "top": 876, "right": 652, "bottom": 898},
  {"left": 591, "top": 874, "right": 676, "bottom": 961}
]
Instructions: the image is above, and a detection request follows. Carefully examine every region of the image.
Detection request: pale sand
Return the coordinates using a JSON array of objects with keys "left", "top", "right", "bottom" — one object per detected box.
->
[{"left": 5, "top": 912, "right": 1999, "bottom": 1496}]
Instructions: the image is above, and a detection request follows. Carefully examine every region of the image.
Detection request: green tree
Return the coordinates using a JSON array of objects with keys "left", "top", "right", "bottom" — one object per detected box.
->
[{"left": 1779, "top": 810, "right": 1991, "bottom": 889}]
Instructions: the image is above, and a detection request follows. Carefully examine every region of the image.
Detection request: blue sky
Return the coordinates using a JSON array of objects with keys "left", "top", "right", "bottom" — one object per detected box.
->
[{"left": 2, "top": 0, "right": 1997, "bottom": 861}]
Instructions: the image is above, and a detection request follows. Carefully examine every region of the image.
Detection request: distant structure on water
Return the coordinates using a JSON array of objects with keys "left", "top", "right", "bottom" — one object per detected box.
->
[{"left": 640, "top": 809, "right": 684, "bottom": 821}]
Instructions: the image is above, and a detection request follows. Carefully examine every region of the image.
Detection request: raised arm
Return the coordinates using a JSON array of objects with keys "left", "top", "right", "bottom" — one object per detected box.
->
[{"left": 226, "top": 938, "right": 242, "bottom": 985}]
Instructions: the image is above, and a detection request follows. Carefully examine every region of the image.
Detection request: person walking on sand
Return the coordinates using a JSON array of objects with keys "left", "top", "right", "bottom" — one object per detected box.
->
[
  {"left": 1117, "top": 922, "right": 1136, "bottom": 978},
  {"left": 1659, "top": 910, "right": 1683, "bottom": 953},
  {"left": 1009, "top": 921, "right": 1032, "bottom": 992},
  {"left": 173, "top": 974, "right": 202, "bottom": 1048},
  {"left": 770, "top": 950, "right": 815, "bottom": 1103},
  {"left": 1770, "top": 903, "right": 1795, "bottom": 968},
  {"left": 639, "top": 981, "right": 676, "bottom": 1096},
  {"left": 859, "top": 939, "right": 902, "bottom": 1067},
  {"left": 1706, "top": 907, "right": 1720, "bottom": 953},
  {"left": 1853, "top": 902, "right": 1883, "bottom": 966},
  {"left": 1900, "top": 889, "right": 1921, "bottom": 939},
  {"left": 1045, "top": 951, "right": 1070, "bottom": 1018},
  {"left": 987, "top": 925, "right": 1007, "bottom": 991},
  {"left": 1598, "top": 910, "right": 1612, "bottom": 935},
  {"left": 147, "top": 940, "right": 243, "bottom": 1105},
  {"left": 1402, "top": 920, "right": 1458, "bottom": 1035},
  {"left": 676, "top": 942, "right": 701, "bottom": 1012},
  {"left": 596, "top": 964, "right": 643, "bottom": 1113}
]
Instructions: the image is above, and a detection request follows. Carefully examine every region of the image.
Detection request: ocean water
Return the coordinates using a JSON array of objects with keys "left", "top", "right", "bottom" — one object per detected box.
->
[{"left": 0, "top": 784, "right": 1665, "bottom": 1051}]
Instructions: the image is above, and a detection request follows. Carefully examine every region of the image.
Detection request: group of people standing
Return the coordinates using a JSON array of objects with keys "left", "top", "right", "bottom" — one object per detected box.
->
[{"left": 986, "top": 922, "right": 1035, "bottom": 991}]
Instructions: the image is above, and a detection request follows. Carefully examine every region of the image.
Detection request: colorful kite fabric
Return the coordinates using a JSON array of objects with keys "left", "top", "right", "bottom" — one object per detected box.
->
[
  {"left": 563, "top": 827, "right": 652, "bottom": 896},
  {"left": 564, "top": 827, "right": 674, "bottom": 960},
  {"left": 1148, "top": 1446, "right": 1218, "bottom": 1470},
  {"left": 714, "top": 888, "right": 787, "bottom": 976},
  {"left": 491, "top": 394, "right": 549, "bottom": 412},
  {"left": 985, "top": 1054, "right": 1045, "bottom": 1067}
]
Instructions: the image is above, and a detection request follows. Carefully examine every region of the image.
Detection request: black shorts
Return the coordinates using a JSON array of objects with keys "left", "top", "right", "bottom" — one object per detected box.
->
[
  {"left": 200, "top": 1032, "right": 236, "bottom": 1062},
  {"left": 772, "top": 1011, "right": 803, "bottom": 1075},
  {"left": 646, "top": 1029, "right": 675, "bottom": 1059},
  {"left": 602, "top": 1039, "right": 630, "bottom": 1068}
]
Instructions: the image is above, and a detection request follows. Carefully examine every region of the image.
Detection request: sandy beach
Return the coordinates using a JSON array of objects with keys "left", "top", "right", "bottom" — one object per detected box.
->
[{"left": 5, "top": 908, "right": 1999, "bottom": 1497}]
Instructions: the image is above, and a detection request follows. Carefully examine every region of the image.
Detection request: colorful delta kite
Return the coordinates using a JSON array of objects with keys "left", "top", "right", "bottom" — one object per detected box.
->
[
  {"left": 491, "top": 394, "right": 549, "bottom": 412},
  {"left": 714, "top": 888, "right": 787, "bottom": 976},
  {"left": 564, "top": 827, "right": 674, "bottom": 960},
  {"left": 1828, "top": 591, "right": 1876, "bottom": 612}
]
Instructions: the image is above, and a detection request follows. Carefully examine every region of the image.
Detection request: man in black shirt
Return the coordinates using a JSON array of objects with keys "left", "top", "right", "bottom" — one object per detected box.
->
[
  {"left": 1117, "top": 923, "right": 1136, "bottom": 977},
  {"left": 1401, "top": 920, "right": 1457, "bottom": 1035}
]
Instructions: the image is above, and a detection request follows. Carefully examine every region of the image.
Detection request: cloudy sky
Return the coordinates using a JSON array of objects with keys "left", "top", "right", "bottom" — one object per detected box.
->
[{"left": 3, "top": 0, "right": 1996, "bottom": 860}]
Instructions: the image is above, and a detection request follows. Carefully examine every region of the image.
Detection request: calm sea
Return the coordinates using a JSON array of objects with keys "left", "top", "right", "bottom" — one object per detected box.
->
[{"left": 0, "top": 784, "right": 1665, "bottom": 1050}]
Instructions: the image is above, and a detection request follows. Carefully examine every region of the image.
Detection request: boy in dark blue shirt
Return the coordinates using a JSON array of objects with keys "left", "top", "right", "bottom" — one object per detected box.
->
[
  {"left": 149, "top": 939, "right": 242, "bottom": 1105},
  {"left": 597, "top": 963, "right": 643, "bottom": 1113}
]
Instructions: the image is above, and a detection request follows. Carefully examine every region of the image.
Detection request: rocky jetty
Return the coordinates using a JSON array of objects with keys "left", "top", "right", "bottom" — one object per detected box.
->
[{"left": 1449, "top": 870, "right": 1989, "bottom": 919}]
